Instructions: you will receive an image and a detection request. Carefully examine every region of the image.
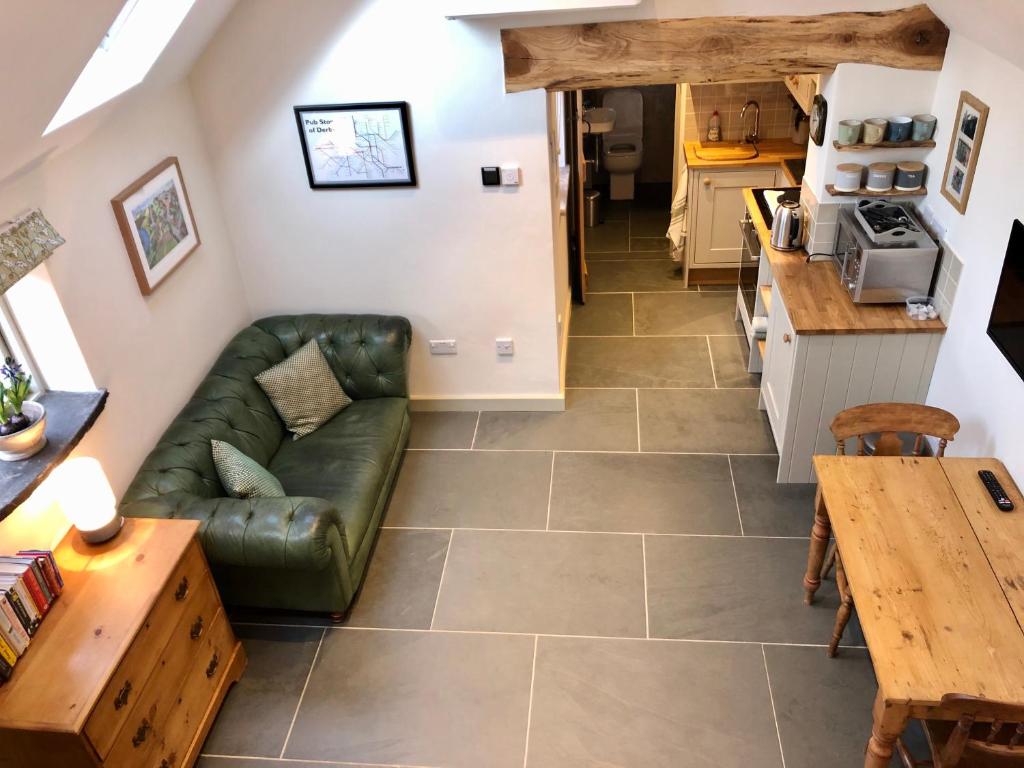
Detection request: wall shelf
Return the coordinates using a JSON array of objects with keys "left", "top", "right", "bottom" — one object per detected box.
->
[
  {"left": 826, "top": 185, "right": 927, "bottom": 198},
  {"left": 832, "top": 139, "right": 936, "bottom": 151}
]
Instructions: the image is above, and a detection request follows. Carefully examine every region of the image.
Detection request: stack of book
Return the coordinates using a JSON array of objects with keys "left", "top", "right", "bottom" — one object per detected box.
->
[{"left": 0, "top": 551, "right": 64, "bottom": 683}]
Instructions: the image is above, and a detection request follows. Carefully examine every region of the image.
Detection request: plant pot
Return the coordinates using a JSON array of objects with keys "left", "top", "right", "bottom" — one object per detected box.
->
[{"left": 0, "top": 401, "right": 47, "bottom": 461}]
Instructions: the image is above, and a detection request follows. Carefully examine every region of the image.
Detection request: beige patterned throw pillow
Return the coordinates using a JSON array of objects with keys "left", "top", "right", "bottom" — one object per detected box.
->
[{"left": 255, "top": 338, "right": 352, "bottom": 439}]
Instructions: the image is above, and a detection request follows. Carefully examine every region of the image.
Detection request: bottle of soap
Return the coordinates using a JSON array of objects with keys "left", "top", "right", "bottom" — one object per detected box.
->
[{"left": 707, "top": 110, "right": 721, "bottom": 142}]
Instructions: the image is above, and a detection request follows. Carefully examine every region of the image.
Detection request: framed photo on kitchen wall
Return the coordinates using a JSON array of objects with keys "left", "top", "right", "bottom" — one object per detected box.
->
[
  {"left": 294, "top": 101, "right": 417, "bottom": 189},
  {"left": 941, "top": 90, "right": 989, "bottom": 214},
  {"left": 111, "top": 157, "right": 200, "bottom": 296}
]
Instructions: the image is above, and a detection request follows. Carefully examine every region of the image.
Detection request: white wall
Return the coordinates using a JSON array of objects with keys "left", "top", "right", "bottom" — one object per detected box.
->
[
  {"left": 0, "top": 80, "right": 252, "bottom": 496},
  {"left": 918, "top": 33, "right": 1024, "bottom": 477},
  {"left": 189, "top": 0, "right": 562, "bottom": 406}
]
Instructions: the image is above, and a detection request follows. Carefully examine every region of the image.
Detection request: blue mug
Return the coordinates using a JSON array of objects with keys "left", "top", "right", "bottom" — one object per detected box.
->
[
  {"left": 912, "top": 114, "right": 937, "bottom": 142},
  {"left": 887, "top": 116, "right": 913, "bottom": 143}
]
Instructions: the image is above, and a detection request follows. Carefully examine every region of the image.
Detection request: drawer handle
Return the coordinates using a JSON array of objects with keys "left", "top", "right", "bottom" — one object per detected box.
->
[
  {"left": 206, "top": 652, "right": 220, "bottom": 679},
  {"left": 160, "top": 760, "right": 171, "bottom": 768},
  {"left": 190, "top": 616, "right": 204, "bottom": 640},
  {"left": 783, "top": 333, "right": 792, "bottom": 343},
  {"left": 132, "top": 718, "right": 151, "bottom": 747},
  {"left": 174, "top": 576, "right": 189, "bottom": 601},
  {"left": 113, "top": 680, "right": 132, "bottom": 710},
  {"left": 703, "top": 178, "right": 712, "bottom": 187}
]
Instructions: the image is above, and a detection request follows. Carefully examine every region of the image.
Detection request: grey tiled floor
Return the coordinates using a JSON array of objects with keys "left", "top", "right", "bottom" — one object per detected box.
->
[{"left": 203, "top": 198, "right": 896, "bottom": 768}]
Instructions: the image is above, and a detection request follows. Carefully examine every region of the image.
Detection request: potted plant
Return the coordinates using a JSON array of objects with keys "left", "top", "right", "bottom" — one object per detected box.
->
[{"left": 0, "top": 357, "right": 46, "bottom": 461}]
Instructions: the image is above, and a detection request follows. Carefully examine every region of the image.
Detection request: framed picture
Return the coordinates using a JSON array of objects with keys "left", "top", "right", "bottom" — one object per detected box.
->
[
  {"left": 111, "top": 157, "right": 200, "bottom": 295},
  {"left": 294, "top": 102, "right": 417, "bottom": 189},
  {"left": 941, "top": 90, "right": 989, "bottom": 214}
]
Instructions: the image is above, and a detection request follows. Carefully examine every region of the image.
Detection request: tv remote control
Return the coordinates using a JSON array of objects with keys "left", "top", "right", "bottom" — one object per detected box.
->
[{"left": 978, "top": 470, "right": 1015, "bottom": 512}]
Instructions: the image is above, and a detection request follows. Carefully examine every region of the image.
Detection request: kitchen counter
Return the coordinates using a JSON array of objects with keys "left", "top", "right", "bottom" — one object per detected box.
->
[
  {"left": 685, "top": 139, "right": 807, "bottom": 170},
  {"left": 743, "top": 188, "right": 945, "bottom": 335}
]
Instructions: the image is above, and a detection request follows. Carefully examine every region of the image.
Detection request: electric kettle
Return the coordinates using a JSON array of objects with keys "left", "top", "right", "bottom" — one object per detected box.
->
[{"left": 770, "top": 200, "right": 803, "bottom": 251}]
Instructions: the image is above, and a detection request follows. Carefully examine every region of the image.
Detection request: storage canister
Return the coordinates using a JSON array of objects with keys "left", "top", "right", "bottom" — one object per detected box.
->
[
  {"left": 866, "top": 162, "right": 896, "bottom": 192},
  {"left": 834, "top": 163, "right": 864, "bottom": 192},
  {"left": 894, "top": 161, "right": 926, "bottom": 191}
]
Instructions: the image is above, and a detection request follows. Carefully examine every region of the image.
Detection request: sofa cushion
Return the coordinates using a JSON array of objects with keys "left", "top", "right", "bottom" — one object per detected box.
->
[
  {"left": 211, "top": 439, "right": 286, "bottom": 499},
  {"left": 268, "top": 397, "right": 408, "bottom": 554},
  {"left": 255, "top": 338, "right": 352, "bottom": 439}
]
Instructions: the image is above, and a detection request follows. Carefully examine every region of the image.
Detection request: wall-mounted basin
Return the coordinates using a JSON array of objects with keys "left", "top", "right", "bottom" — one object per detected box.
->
[{"left": 583, "top": 107, "right": 616, "bottom": 134}]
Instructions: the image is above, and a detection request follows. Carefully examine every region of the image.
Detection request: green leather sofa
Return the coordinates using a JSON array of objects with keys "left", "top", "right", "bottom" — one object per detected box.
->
[{"left": 120, "top": 314, "right": 412, "bottom": 615}]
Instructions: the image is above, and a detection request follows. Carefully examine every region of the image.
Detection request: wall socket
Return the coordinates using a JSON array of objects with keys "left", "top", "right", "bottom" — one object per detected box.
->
[
  {"left": 429, "top": 339, "right": 458, "bottom": 355},
  {"left": 496, "top": 337, "right": 514, "bottom": 356}
]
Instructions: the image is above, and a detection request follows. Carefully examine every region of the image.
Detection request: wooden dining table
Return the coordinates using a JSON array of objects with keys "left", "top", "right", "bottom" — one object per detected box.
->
[{"left": 803, "top": 455, "right": 1024, "bottom": 768}]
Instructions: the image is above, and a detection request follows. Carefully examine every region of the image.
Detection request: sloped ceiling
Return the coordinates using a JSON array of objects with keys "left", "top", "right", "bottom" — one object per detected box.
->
[{"left": 0, "top": 0, "right": 237, "bottom": 188}]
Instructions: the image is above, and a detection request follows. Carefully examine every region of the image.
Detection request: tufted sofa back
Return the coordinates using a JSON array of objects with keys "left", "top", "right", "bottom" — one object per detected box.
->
[{"left": 121, "top": 314, "right": 412, "bottom": 504}]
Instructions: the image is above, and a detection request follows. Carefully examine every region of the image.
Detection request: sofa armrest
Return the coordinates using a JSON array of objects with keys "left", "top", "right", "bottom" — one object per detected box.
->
[{"left": 121, "top": 494, "right": 350, "bottom": 571}]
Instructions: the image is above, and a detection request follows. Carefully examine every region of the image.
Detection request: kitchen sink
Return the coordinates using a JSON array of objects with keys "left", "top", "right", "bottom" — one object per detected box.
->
[{"left": 692, "top": 142, "right": 760, "bottom": 161}]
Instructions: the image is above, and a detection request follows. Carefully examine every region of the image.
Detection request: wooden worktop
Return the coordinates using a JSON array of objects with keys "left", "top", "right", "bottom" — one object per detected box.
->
[
  {"left": 743, "top": 187, "right": 946, "bottom": 335},
  {"left": 684, "top": 139, "right": 806, "bottom": 169}
]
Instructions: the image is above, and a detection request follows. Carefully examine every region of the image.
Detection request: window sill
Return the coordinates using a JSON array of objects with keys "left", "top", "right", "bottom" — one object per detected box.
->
[{"left": 0, "top": 390, "right": 108, "bottom": 520}]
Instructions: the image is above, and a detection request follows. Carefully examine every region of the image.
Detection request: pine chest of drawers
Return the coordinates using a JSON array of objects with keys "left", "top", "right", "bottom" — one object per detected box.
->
[{"left": 0, "top": 518, "right": 246, "bottom": 768}]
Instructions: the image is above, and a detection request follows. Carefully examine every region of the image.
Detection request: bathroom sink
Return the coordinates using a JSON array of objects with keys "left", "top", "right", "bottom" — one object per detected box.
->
[
  {"left": 583, "top": 108, "right": 616, "bottom": 134},
  {"left": 692, "top": 142, "right": 760, "bottom": 161}
]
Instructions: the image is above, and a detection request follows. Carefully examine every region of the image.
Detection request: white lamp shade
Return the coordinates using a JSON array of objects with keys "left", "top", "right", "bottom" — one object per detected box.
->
[{"left": 50, "top": 457, "right": 120, "bottom": 541}]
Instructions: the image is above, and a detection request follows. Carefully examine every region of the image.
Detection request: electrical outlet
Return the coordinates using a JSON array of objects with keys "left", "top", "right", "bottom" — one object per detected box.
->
[
  {"left": 496, "top": 337, "right": 514, "bottom": 356},
  {"left": 429, "top": 339, "right": 458, "bottom": 355},
  {"left": 500, "top": 166, "right": 521, "bottom": 186}
]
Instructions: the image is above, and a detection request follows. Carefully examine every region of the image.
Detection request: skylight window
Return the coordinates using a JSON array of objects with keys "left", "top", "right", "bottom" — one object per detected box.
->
[{"left": 43, "top": 0, "right": 196, "bottom": 136}]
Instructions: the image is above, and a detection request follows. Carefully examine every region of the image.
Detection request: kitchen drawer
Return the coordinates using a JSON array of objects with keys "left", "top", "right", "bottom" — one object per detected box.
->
[
  {"left": 153, "top": 608, "right": 235, "bottom": 768},
  {"left": 103, "top": 574, "right": 222, "bottom": 768},
  {"left": 762, "top": 282, "right": 797, "bottom": 450},
  {"left": 86, "top": 541, "right": 208, "bottom": 758}
]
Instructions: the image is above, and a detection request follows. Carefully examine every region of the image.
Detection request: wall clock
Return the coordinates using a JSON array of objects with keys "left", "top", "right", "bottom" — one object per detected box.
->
[{"left": 809, "top": 94, "right": 827, "bottom": 147}]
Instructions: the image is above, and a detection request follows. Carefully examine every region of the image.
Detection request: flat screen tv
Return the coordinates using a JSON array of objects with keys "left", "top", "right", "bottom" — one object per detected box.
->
[{"left": 987, "top": 219, "right": 1024, "bottom": 380}]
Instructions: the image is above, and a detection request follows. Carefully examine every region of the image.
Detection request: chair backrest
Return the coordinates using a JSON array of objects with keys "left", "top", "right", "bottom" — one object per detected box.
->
[
  {"left": 935, "top": 694, "right": 1024, "bottom": 766},
  {"left": 830, "top": 402, "right": 960, "bottom": 458}
]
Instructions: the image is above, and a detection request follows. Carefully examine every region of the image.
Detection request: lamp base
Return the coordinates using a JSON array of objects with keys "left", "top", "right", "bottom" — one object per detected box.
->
[{"left": 77, "top": 514, "right": 124, "bottom": 545}]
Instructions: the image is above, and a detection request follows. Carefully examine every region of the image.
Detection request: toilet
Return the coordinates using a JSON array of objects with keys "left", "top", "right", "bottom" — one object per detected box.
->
[{"left": 601, "top": 88, "right": 644, "bottom": 200}]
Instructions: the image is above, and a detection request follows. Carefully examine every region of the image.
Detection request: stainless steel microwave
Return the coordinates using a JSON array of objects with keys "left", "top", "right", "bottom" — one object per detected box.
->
[{"left": 832, "top": 207, "right": 939, "bottom": 304}]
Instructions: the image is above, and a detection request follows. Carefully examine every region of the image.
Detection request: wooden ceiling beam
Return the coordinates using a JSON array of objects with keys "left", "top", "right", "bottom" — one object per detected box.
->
[{"left": 501, "top": 4, "right": 949, "bottom": 92}]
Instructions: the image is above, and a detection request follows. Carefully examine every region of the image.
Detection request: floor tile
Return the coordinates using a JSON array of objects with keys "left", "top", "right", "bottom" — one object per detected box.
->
[
  {"left": 586, "top": 220, "right": 629, "bottom": 251},
  {"left": 548, "top": 452, "right": 740, "bottom": 534},
  {"left": 198, "top": 759, "right": 374, "bottom": 768},
  {"left": 569, "top": 292, "right": 633, "bottom": 335},
  {"left": 638, "top": 388, "right": 776, "bottom": 454},
  {"left": 630, "top": 235, "right": 670, "bottom": 252},
  {"left": 285, "top": 629, "right": 534, "bottom": 768},
  {"left": 432, "top": 530, "right": 646, "bottom": 636},
  {"left": 201, "top": 625, "right": 324, "bottom": 758},
  {"left": 645, "top": 535, "right": 863, "bottom": 644},
  {"left": 567, "top": 336, "right": 713, "bottom": 388},
  {"left": 344, "top": 529, "right": 450, "bottom": 629},
  {"left": 408, "top": 411, "right": 478, "bottom": 448},
  {"left": 764, "top": 645, "right": 918, "bottom": 768},
  {"left": 474, "top": 388, "right": 638, "bottom": 451},
  {"left": 709, "top": 334, "right": 760, "bottom": 388},
  {"left": 386, "top": 450, "right": 551, "bottom": 529},
  {"left": 602, "top": 198, "right": 630, "bottom": 220},
  {"left": 587, "top": 259, "right": 686, "bottom": 293},
  {"left": 634, "top": 291, "right": 741, "bottom": 335},
  {"left": 586, "top": 249, "right": 668, "bottom": 261},
  {"left": 527, "top": 637, "right": 782, "bottom": 768},
  {"left": 629, "top": 209, "right": 670, "bottom": 238},
  {"left": 732, "top": 455, "right": 818, "bottom": 537}
]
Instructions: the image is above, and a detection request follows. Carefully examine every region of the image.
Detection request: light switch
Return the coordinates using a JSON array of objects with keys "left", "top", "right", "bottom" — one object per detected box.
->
[
  {"left": 496, "top": 337, "right": 514, "bottom": 356},
  {"left": 481, "top": 167, "right": 501, "bottom": 186},
  {"left": 500, "top": 166, "right": 521, "bottom": 186}
]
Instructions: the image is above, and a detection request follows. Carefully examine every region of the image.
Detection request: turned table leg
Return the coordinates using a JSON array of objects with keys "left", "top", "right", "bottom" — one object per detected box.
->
[
  {"left": 803, "top": 485, "right": 832, "bottom": 605},
  {"left": 864, "top": 689, "right": 909, "bottom": 768}
]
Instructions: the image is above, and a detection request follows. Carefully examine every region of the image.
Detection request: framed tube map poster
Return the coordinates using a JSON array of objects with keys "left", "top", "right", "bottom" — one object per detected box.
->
[{"left": 294, "top": 102, "right": 417, "bottom": 189}]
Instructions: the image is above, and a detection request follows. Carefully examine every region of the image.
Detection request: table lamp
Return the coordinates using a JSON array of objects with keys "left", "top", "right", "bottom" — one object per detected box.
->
[{"left": 51, "top": 457, "right": 123, "bottom": 544}]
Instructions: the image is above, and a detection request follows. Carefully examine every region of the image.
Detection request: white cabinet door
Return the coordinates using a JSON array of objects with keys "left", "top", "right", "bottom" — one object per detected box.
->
[
  {"left": 692, "top": 167, "right": 779, "bottom": 266},
  {"left": 762, "top": 282, "right": 797, "bottom": 450}
]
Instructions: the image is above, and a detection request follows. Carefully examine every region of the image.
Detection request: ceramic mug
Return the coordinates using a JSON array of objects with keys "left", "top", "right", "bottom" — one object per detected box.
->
[
  {"left": 912, "top": 114, "right": 937, "bottom": 142},
  {"left": 887, "top": 116, "right": 913, "bottom": 143},
  {"left": 863, "top": 118, "right": 888, "bottom": 145},
  {"left": 837, "top": 119, "right": 863, "bottom": 145}
]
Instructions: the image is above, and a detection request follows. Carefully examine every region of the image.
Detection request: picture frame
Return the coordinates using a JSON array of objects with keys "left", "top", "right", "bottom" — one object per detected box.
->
[
  {"left": 111, "top": 157, "right": 200, "bottom": 296},
  {"left": 941, "top": 90, "right": 989, "bottom": 214},
  {"left": 294, "top": 101, "right": 417, "bottom": 189}
]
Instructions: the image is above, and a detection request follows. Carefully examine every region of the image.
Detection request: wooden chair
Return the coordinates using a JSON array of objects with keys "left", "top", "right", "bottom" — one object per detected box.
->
[
  {"left": 897, "top": 694, "right": 1024, "bottom": 767},
  {"left": 823, "top": 402, "right": 960, "bottom": 657}
]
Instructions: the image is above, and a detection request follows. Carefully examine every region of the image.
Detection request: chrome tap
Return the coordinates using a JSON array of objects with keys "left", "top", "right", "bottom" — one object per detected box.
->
[{"left": 740, "top": 100, "right": 761, "bottom": 144}]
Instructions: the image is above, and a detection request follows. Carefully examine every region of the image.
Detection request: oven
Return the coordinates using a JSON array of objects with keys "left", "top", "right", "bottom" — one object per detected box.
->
[{"left": 738, "top": 209, "right": 760, "bottom": 321}]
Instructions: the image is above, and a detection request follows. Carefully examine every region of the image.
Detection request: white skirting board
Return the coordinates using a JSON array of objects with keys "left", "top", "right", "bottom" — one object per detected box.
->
[{"left": 410, "top": 394, "right": 566, "bottom": 412}]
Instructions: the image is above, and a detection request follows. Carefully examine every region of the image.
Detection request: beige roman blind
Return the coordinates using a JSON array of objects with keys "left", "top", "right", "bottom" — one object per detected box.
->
[{"left": 0, "top": 209, "right": 65, "bottom": 294}]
